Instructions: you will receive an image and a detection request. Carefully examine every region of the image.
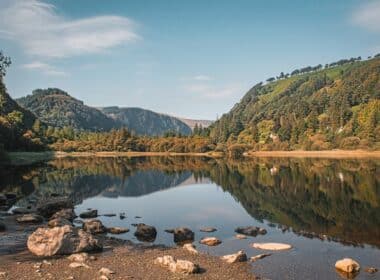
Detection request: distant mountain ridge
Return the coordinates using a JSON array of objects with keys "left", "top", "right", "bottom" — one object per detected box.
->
[
  {"left": 100, "top": 106, "right": 192, "bottom": 136},
  {"left": 178, "top": 118, "right": 213, "bottom": 129}
]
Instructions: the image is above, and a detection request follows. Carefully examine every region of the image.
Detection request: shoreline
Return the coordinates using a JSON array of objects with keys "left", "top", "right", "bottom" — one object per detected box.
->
[{"left": 5, "top": 149, "right": 380, "bottom": 166}]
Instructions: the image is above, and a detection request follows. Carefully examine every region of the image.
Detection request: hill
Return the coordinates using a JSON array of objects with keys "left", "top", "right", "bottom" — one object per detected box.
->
[
  {"left": 178, "top": 118, "right": 213, "bottom": 130},
  {"left": 101, "top": 106, "right": 192, "bottom": 136},
  {"left": 210, "top": 57, "right": 380, "bottom": 150},
  {"left": 16, "top": 88, "right": 120, "bottom": 131}
]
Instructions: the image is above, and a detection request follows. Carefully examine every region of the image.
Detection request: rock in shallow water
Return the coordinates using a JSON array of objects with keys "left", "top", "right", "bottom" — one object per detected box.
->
[
  {"left": 107, "top": 227, "right": 129, "bottom": 234},
  {"left": 82, "top": 219, "right": 107, "bottom": 234},
  {"left": 335, "top": 258, "right": 360, "bottom": 273},
  {"left": 51, "top": 208, "right": 77, "bottom": 222},
  {"left": 16, "top": 214, "right": 43, "bottom": 223},
  {"left": 165, "top": 227, "right": 194, "bottom": 243},
  {"left": 48, "top": 217, "right": 72, "bottom": 228},
  {"left": 250, "top": 254, "right": 271, "bottom": 262},
  {"left": 134, "top": 223, "right": 157, "bottom": 242},
  {"left": 200, "top": 237, "right": 222, "bottom": 246},
  {"left": 37, "top": 197, "right": 73, "bottom": 218},
  {"left": 27, "top": 225, "right": 102, "bottom": 256},
  {"left": 221, "top": 250, "right": 247, "bottom": 263},
  {"left": 199, "top": 227, "right": 217, "bottom": 233},
  {"left": 235, "top": 226, "right": 267, "bottom": 236},
  {"left": 79, "top": 209, "right": 98, "bottom": 219},
  {"left": 252, "top": 242, "right": 292, "bottom": 251}
]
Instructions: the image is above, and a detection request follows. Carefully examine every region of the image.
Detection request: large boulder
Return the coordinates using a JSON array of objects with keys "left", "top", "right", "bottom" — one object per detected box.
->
[
  {"left": 134, "top": 223, "right": 157, "bottom": 242},
  {"left": 165, "top": 227, "right": 194, "bottom": 243},
  {"left": 51, "top": 208, "right": 77, "bottom": 222},
  {"left": 27, "top": 225, "right": 102, "bottom": 256},
  {"left": 335, "top": 258, "right": 360, "bottom": 273},
  {"left": 37, "top": 197, "right": 73, "bottom": 218},
  {"left": 235, "top": 226, "right": 266, "bottom": 236},
  {"left": 82, "top": 219, "right": 107, "bottom": 234},
  {"left": 16, "top": 214, "right": 43, "bottom": 223},
  {"left": 79, "top": 210, "right": 98, "bottom": 219}
]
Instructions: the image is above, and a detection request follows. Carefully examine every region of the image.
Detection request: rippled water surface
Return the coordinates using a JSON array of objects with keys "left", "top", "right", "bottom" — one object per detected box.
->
[{"left": 1, "top": 156, "right": 380, "bottom": 280}]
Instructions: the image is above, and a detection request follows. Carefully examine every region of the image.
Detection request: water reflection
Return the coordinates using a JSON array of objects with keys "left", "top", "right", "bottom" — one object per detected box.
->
[{"left": 1, "top": 156, "right": 379, "bottom": 247}]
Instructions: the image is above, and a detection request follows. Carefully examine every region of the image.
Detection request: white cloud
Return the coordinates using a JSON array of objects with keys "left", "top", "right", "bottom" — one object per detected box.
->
[
  {"left": 0, "top": 0, "right": 140, "bottom": 58},
  {"left": 352, "top": 1, "right": 380, "bottom": 32},
  {"left": 22, "top": 61, "right": 68, "bottom": 76}
]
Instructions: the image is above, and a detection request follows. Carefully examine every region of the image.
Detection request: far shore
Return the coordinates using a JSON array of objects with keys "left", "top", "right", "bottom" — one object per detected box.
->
[{"left": 5, "top": 149, "right": 380, "bottom": 166}]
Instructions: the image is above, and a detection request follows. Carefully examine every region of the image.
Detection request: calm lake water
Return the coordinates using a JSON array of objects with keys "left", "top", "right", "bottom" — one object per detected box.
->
[{"left": 1, "top": 156, "right": 380, "bottom": 280}]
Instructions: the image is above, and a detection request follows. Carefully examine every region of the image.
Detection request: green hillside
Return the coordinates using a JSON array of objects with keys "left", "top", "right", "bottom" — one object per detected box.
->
[{"left": 210, "top": 57, "right": 380, "bottom": 150}]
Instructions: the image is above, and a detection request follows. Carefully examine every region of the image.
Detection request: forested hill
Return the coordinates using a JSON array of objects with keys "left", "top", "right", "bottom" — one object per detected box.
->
[
  {"left": 100, "top": 107, "right": 192, "bottom": 136},
  {"left": 210, "top": 57, "right": 380, "bottom": 150},
  {"left": 16, "top": 88, "right": 121, "bottom": 131}
]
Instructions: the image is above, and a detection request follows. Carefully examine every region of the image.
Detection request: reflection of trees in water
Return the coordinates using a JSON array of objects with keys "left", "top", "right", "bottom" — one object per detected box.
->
[{"left": 1, "top": 156, "right": 379, "bottom": 246}]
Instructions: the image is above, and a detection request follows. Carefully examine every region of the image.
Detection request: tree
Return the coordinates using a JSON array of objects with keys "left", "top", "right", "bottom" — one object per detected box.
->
[{"left": 0, "top": 51, "right": 11, "bottom": 77}]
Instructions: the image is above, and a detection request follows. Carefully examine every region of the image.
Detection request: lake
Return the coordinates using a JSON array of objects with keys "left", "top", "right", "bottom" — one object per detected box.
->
[{"left": 1, "top": 156, "right": 380, "bottom": 279}]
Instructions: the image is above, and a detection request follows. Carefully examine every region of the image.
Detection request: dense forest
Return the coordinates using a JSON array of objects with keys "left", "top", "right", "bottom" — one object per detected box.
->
[
  {"left": 1, "top": 51, "right": 379, "bottom": 156},
  {"left": 210, "top": 56, "right": 380, "bottom": 151}
]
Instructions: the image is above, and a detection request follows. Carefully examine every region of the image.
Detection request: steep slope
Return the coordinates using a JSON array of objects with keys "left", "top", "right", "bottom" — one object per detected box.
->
[
  {"left": 101, "top": 107, "right": 192, "bottom": 136},
  {"left": 17, "top": 88, "right": 120, "bottom": 131},
  {"left": 0, "top": 78, "right": 43, "bottom": 151},
  {"left": 210, "top": 57, "right": 380, "bottom": 150}
]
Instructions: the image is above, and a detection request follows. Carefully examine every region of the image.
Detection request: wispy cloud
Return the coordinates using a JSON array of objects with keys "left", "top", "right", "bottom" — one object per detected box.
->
[
  {"left": 352, "top": 1, "right": 380, "bottom": 32},
  {"left": 0, "top": 0, "right": 140, "bottom": 58},
  {"left": 22, "top": 61, "right": 68, "bottom": 76}
]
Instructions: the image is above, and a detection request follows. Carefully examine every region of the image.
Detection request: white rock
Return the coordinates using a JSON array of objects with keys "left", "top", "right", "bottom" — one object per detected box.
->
[
  {"left": 67, "top": 253, "right": 89, "bottom": 263},
  {"left": 69, "top": 262, "right": 90, "bottom": 269},
  {"left": 252, "top": 242, "right": 292, "bottom": 250},
  {"left": 235, "top": 234, "right": 247, "bottom": 239},
  {"left": 335, "top": 258, "right": 360, "bottom": 273},
  {"left": 99, "top": 267, "right": 115, "bottom": 275},
  {"left": 221, "top": 250, "right": 247, "bottom": 263},
  {"left": 183, "top": 243, "right": 198, "bottom": 254},
  {"left": 200, "top": 237, "right": 222, "bottom": 246},
  {"left": 99, "top": 276, "right": 109, "bottom": 280},
  {"left": 250, "top": 254, "right": 271, "bottom": 262},
  {"left": 154, "top": 255, "right": 199, "bottom": 274}
]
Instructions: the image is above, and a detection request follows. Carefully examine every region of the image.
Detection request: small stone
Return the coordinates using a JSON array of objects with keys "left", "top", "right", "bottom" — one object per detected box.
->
[
  {"left": 154, "top": 255, "right": 199, "bottom": 274},
  {"left": 43, "top": 260, "right": 52, "bottom": 265},
  {"left": 252, "top": 242, "right": 292, "bottom": 250},
  {"left": 90, "top": 256, "right": 97, "bottom": 261},
  {"left": 102, "top": 213, "right": 116, "bottom": 217},
  {"left": 250, "top": 254, "right": 271, "bottom": 262},
  {"left": 16, "top": 214, "right": 43, "bottom": 223},
  {"left": 134, "top": 216, "right": 142, "bottom": 219},
  {"left": 82, "top": 219, "right": 107, "bottom": 234},
  {"left": 200, "top": 237, "right": 222, "bottom": 246},
  {"left": 183, "top": 243, "right": 198, "bottom": 254},
  {"left": 107, "top": 227, "right": 129, "bottom": 234},
  {"left": 99, "top": 276, "right": 109, "bottom": 280},
  {"left": 79, "top": 209, "right": 98, "bottom": 219},
  {"left": 99, "top": 267, "right": 115, "bottom": 275},
  {"left": 69, "top": 262, "right": 90, "bottom": 269},
  {"left": 48, "top": 217, "right": 72, "bottom": 228},
  {"left": 0, "top": 272, "right": 7, "bottom": 278},
  {"left": 51, "top": 208, "right": 77, "bottom": 222},
  {"left": 119, "top": 213, "right": 126, "bottom": 219},
  {"left": 165, "top": 227, "right": 194, "bottom": 243},
  {"left": 335, "top": 258, "right": 360, "bottom": 273},
  {"left": 134, "top": 223, "right": 157, "bottom": 242},
  {"left": 365, "top": 267, "right": 378, "bottom": 274},
  {"left": 221, "top": 250, "right": 247, "bottom": 263},
  {"left": 33, "top": 263, "right": 42, "bottom": 269},
  {"left": 235, "top": 234, "right": 247, "bottom": 239},
  {"left": 67, "top": 253, "right": 89, "bottom": 263},
  {"left": 200, "top": 227, "right": 217, "bottom": 233}
]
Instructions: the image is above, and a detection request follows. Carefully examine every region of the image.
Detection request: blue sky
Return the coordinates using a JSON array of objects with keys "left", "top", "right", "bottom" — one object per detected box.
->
[{"left": 0, "top": 0, "right": 379, "bottom": 119}]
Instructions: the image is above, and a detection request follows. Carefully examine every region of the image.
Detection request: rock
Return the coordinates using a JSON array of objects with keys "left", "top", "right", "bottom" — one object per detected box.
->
[
  {"left": 0, "top": 194, "right": 6, "bottom": 205},
  {"left": 200, "top": 237, "right": 222, "bottom": 246},
  {"left": 134, "top": 223, "right": 157, "bottom": 242},
  {"left": 155, "top": 255, "right": 199, "bottom": 274},
  {"left": 102, "top": 213, "right": 116, "bottom": 217},
  {"left": 12, "top": 207, "right": 32, "bottom": 214},
  {"left": 119, "top": 213, "right": 126, "bottom": 219},
  {"left": 67, "top": 253, "right": 89, "bottom": 262},
  {"left": 16, "top": 214, "right": 43, "bottom": 223},
  {"left": 165, "top": 227, "right": 194, "bottom": 243},
  {"left": 37, "top": 197, "right": 73, "bottom": 218},
  {"left": 42, "top": 260, "right": 52, "bottom": 265},
  {"left": 99, "top": 267, "right": 115, "bottom": 275},
  {"left": 48, "top": 218, "right": 72, "bottom": 228},
  {"left": 73, "top": 219, "right": 84, "bottom": 225},
  {"left": 69, "top": 262, "right": 90, "bottom": 269},
  {"left": 99, "top": 276, "right": 109, "bottom": 280},
  {"left": 107, "top": 227, "right": 129, "bottom": 234},
  {"left": 82, "top": 219, "right": 107, "bottom": 234},
  {"left": 135, "top": 216, "right": 142, "bottom": 219},
  {"left": 51, "top": 209, "right": 77, "bottom": 222},
  {"left": 183, "top": 243, "right": 198, "bottom": 254},
  {"left": 79, "top": 209, "right": 98, "bottom": 219},
  {"left": 221, "top": 250, "right": 247, "bottom": 263},
  {"left": 27, "top": 225, "right": 102, "bottom": 256},
  {"left": 200, "top": 227, "right": 217, "bottom": 233},
  {"left": 235, "top": 226, "right": 267, "bottom": 236},
  {"left": 252, "top": 243, "right": 292, "bottom": 251},
  {"left": 0, "top": 272, "right": 7, "bottom": 278},
  {"left": 0, "top": 221, "right": 5, "bottom": 232},
  {"left": 365, "top": 267, "right": 378, "bottom": 274},
  {"left": 335, "top": 258, "right": 360, "bottom": 273},
  {"left": 250, "top": 254, "right": 271, "bottom": 262},
  {"left": 235, "top": 234, "right": 247, "bottom": 239}
]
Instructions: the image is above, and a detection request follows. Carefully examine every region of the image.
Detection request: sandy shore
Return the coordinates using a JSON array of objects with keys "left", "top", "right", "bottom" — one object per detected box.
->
[{"left": 0, "top": 245, "right": 257, "bottom": 280}]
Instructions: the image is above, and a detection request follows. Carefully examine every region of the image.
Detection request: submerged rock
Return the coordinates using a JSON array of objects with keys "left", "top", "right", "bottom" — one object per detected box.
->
[
  {"left": 335, "top": 258, "right": 360, "bottom": 273},
  {"left": 134, "top": 223, "right": 157, "bottom": 242},
  {"left": 27, "top": 225, "right": 102, "bottom": 256},
  {"left": 200, "top": 237, "right": 222, "bottom": 246},
  {"left": 365, "top": 267, "right": 378, "bottom": 274},
  {"left": 79, "top": 209, "right": 98, "bottom": 219},
  {"left": 221, "top": 250, "right": 247, "bottom": 263},
  {"left": 82, "top": 219, "right": 107, "bottom": 234},
  {"left": 200, "top": 227, "right": 217, "bottom": 233},
  {"left": 250, "top": 254, "right": 271, "bottom": 262},
  {"left": 107, "top": 227, "right": 129, "bottom": 234},
  {"left": 37, "top": 197, "right": 73, "bottom": 218},
  {"left": 235, "top": 226, "right": 267, "bottom": 236},
  {"left": 16, "top": 214, "right": 43, "bottom": 223},
  {"left": 102, "top": 213, "right": 116, "bottom": 217},
  {"left": 119, "top": 213, "right": 126, "bottom": 220},
  {"left": 165, "top": 227, "right": 194, "bottom": 243},
  {"left": 154, "top": 255, "right": 199, "bottom": 274},
  {"left": 252, "top": 243, "right": 292, "bottom": 251}
]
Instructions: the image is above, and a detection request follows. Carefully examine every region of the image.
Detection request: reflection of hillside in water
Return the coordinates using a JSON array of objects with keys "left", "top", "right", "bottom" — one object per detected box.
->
[{"left": 1, "top": 156, "right": 379, "bottom": 247}]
